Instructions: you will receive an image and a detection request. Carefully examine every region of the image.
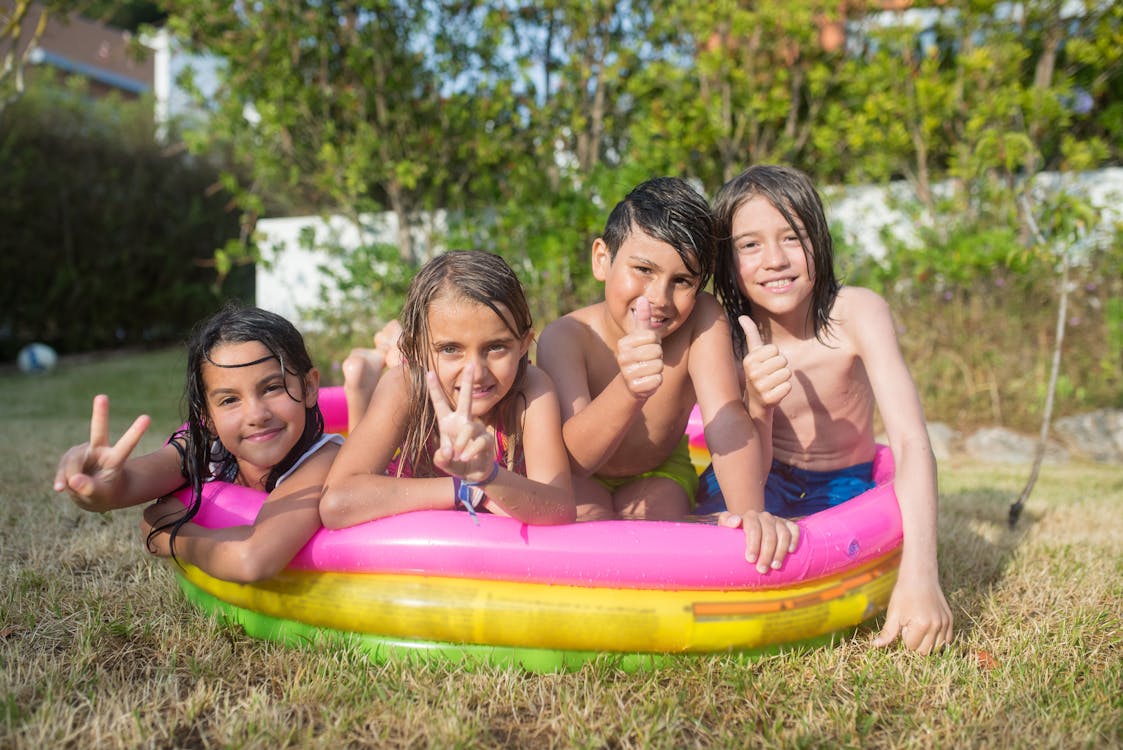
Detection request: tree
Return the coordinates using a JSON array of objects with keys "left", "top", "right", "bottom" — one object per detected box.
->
[
  {"left": 1007, "top": 188, "right": 1099, "bottom": 528},
  {"left": 446, "top": 1, "right": 665, "bottom": 320},
  {"left": 162, "top": 0, "right": 509, "bottom": 271},
  {"left": 81, "top": 0, "right": 165, "bottom": 31},
  {"left": 661, "top": 0, "right": 845, "bottom": 185},
  {"left": 812, "top": 1, "right": 1115, "bottom": 233},
  {"left": 157, "top": 0, "right": 1123, "bottom": 339},
  {"left": 1, "top": 1, "right": 82, "bottom": 111}
]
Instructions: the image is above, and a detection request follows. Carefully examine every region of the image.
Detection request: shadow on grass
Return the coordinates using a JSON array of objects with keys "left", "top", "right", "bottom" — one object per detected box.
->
[{"left": 936, "top": 485, "right": 1036, "bottom": 639}]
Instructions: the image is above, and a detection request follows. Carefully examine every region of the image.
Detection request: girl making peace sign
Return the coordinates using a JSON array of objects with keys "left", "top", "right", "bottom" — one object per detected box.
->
[
  {"left": 53, "top": 305, "right": 340, "bottom": 583},
  {"left": 319, "top": 251, "right": 576, "bottom": 527}
]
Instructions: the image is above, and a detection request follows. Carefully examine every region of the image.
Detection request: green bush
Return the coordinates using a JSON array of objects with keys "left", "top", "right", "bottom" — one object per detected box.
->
[
  {"left": 0, "top": 81, "right": 247, "bottom": 360},
  {"left": 841, "top": 216, "right": 1123, "bottom": 432},
  {"left": 299, "top": 238, "right": 416, "bottom": 382},
  {"left": 300, "top": 188, "right": 1123, "bottom": 432}
]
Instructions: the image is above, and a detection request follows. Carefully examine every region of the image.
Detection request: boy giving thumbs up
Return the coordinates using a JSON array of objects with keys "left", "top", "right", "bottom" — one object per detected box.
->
[{"left": 537, "top": 177, "right": 798, "bottom": 574}]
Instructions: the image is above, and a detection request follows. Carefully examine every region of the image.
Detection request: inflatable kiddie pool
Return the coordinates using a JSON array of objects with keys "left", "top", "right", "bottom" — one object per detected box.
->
[{"left": 169, "top": 387, "right": 902, "bottom": 672}]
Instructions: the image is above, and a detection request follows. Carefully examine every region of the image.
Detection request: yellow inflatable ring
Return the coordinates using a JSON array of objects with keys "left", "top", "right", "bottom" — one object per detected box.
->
[{"left": 167, "top": 388, "right": 902, "bottom": 671}]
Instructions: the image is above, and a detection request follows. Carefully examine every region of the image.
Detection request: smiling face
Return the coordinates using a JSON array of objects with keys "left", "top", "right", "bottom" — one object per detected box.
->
[
  {"left": 424, "top": 292, "right": 532, "bottom": 422},
  {"left": 201, "top": 340, "right": 317, "bottom": 489},
  {"left": 731, "top": 195, "right": 816, "bottom": 327},
  {"left": 594, "top": 225, "right": 702, "bottom": 340}
]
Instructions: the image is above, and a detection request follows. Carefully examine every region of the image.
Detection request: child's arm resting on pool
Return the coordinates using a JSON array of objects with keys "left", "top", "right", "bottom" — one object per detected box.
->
[
  {"left": 849, "top": 290, "right": 953, "bottom": 653},
  {"left": 53, "top": 394, "right": 186, "bottom": 512},
  {"left": 425, "top": 365, "right": 574, "bottom": 525},
  {"left": 692, "top": 299, "right": 765, "bottom": 515},
  {"left": 688, "top": 300, "right": 799, "bottom": 573},
  {"left": 139, "top": 442, "right": 338, "bottom": 583},
  {"left": 320, "top": 367, "right": 459, "bottom": 528},
  {"left": 471, "top": 367, "right": 575, "bottom": 525}
]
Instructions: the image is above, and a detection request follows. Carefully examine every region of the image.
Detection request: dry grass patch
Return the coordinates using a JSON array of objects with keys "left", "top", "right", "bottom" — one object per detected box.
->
[{"left": 2, "top": 350, "right": 1121, "bottom": 748}]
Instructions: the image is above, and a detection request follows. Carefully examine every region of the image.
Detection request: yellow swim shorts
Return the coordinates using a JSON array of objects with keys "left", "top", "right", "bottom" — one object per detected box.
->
[{"left": 594, "top": 436, "right": 699, "bottom": 507}]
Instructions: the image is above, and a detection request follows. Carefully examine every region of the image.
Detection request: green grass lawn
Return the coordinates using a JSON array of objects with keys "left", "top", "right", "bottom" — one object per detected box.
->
[{"left": 2, "top": 349, "right": 1120, "bottom": 748}]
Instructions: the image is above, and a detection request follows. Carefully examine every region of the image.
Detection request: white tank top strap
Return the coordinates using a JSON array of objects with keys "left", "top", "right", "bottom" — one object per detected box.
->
[{"left": 275, "top": 433, "right": 344, "bottom": 487}]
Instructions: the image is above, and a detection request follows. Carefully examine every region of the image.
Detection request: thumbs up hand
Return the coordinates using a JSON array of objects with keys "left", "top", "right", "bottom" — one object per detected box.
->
[
  {"left": 617, "top": 297, "right": 664, "bottom": 401},
  {"left": 738, "top": 316, "right": 791, "bottom": 414}
]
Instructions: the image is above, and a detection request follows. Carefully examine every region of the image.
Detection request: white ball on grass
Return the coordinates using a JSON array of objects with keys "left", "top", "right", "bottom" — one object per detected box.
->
[{"left": 17, "top": 342, "right": 58, "bottom": 374}]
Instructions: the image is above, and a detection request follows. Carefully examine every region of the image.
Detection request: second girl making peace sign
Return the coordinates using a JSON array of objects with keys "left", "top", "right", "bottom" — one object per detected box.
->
[{"left": 319, "top": 251, "right": 576, "bottom": 527}]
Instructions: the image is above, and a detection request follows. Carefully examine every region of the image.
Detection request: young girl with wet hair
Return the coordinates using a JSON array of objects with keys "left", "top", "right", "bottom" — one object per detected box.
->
[
  {"left": 53, "top": 304, "right": 341, "bottom": 583},
  {"left": 320, "top": 250, "right": 576, "bottom": 527},
  {"left": 701, "top": 164, "right": 953, "bottom": 654}
]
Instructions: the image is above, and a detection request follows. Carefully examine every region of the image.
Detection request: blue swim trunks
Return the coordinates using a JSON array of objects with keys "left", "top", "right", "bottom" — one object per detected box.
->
[{"left": 694, "top": 458, "right": 876, "bottom": 518}]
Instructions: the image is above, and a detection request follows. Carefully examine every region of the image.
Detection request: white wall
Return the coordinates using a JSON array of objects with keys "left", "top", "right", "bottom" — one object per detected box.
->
[
  {"left": 255, "top": 210, "right": 447, "bottom": 328},
  {"left": 824, "top": 168, "right": 1123, "bottom": 260},
  {"left": 256, "top": 170, "right": 1123, "bottom": 327},
  {"left": 147, "top": 28, "right": 224, "bottom": 142}
]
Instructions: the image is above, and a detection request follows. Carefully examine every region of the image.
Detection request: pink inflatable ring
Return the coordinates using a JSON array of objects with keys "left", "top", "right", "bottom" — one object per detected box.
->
[{"left": 169, "top": 387, "right": 902, "bottom": 672}]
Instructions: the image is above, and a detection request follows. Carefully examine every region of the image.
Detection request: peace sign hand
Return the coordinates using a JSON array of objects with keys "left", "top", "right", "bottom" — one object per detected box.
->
[
  {"left": 425, "top": 364, "right": 496, "bottom": 482},
  {"left": 53, "top": 394, "right": 151, "bottom": 510}
]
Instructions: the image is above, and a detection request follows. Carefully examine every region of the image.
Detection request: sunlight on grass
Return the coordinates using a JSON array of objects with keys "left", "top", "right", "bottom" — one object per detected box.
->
[{"left": 2, "top": 350, "right": 1120, "bottom": 748}]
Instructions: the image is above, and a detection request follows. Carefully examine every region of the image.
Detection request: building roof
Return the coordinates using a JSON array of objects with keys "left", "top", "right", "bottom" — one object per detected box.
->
[{"left": 2, "top": 2, "right": 153, "bottom": 95}]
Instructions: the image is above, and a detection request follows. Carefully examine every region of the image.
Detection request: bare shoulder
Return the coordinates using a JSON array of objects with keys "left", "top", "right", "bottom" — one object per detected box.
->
[
  {"left": 376, "top": 362, "right": 412, "bottom": 396},
  {"left": 833, "top": 286, "right": 902, "bottom": 358},
  {"left": 834, "top": 286, "right": 891, "bottom": 320},
  {"left": 682, "top": 292, "right": 739, "bottom": 396},
  {"left": 539, "top": 312, "right": 582, "bottom": 343},
  {"left": 537, "top": 306, "right": 603, "bottom": 371},
  {"left": 688, "top": 291, "right": 725, "bottom": 325},
  {"left": 670, "top": 291, "right": 726, "bottom": 345},
  {"left": 539, "top": 306, "right": 599, "bottom": 347},
  {"left": 513, "top": 366, "right": 563, "bottom": 441},
  {"left": 681, "top": 292, "right": 733, "bottom": 351},
  {"left": 353, "top": 366, "right": 412, "bottom": 436},
  {"left": 329, "top": 364, "right": 409, "bottom": 476},
  {"left": 521, "top": 364, "right": 560, "bottom": 399}
]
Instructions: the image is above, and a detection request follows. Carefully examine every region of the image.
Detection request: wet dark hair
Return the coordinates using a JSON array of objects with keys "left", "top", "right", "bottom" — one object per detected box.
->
[
  {"left": 712, "top": 164, "right": 840, "bottom": 353},
  {"left": 396, "top": 250, "right": 532, "bottom": 478},
  {"left": 601, "top": 176, "right": 716, "bottom": 289},
  {"left": 147, "top": 303, "right": 324, "bottom": 561}
]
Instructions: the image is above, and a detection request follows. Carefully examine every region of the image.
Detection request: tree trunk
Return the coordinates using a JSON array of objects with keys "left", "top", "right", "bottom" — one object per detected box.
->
[
  {"left": 387, "top": 181, "right": 414, "bottom": 265},
  {"left": 1009, "top": 197, "right": 1069, "bottom": 528}
]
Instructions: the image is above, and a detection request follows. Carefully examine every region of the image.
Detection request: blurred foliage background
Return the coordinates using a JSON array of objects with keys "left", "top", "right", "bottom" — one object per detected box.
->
[{"left": 2, "top": 0, "right": 1120, "bottom": 431}]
